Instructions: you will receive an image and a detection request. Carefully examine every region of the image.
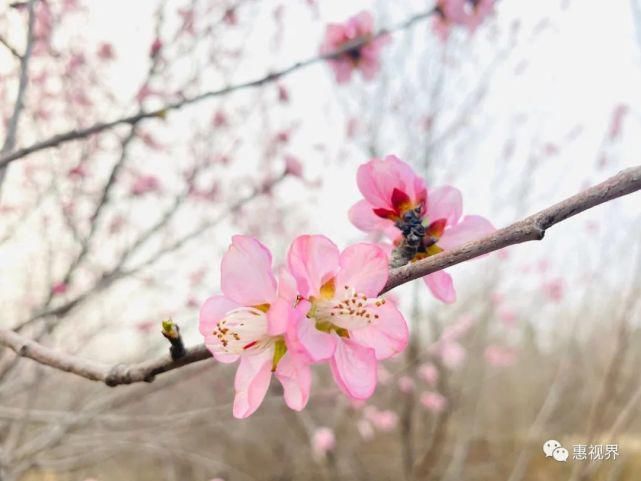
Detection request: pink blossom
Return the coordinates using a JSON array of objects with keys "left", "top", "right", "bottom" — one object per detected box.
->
[
  {"left": 484, "top": 345, "right": 517, "bottom": 367},
  {"left": 397, "top": 375, "right": 415, "bottom": 393},
  {"left": 284, "top": 155, "right": 303, "bottom": 178},
  {"left": 312, "top": 427, "right": 335, "bottom": 457},
  {"left": 212, "top": 111, "right": 228, "bottom": 128},
  {"left": 149, "top": 38, "right": 163, "bottom": 58},
  {"left": 320, "top": 11, "right": 389, "bottom": 84},
  {"left": 434, "top": 0, "right": 495, "bottom": 39},
  {"left": 130, "top": 175, "right": 161, "bottom": 197},
  {"left": 51, "top": 282, "right": 68, "bottom": 295},
  {"left": 367, "top": 408, "right": 398, "bottom": 431},
  {"left": 349, "top": 155, "right": 495, "bottom": 303},
  {"left": 498, "top": 307, "right": 517, "bottom": 328},
  {"left": 97, "top": 42, "right": 115, "bottom": 60},
  {"left": 418, "top": 363, "right": 439, "bottom": 385},
  {"left": 287, "top": 235, "right": 409, "bottom": 400},
  {"left": 542, "top": 278, "right": 564, "bottom": 302},
  {"left": 199, "top": 236, "right": 312, "bottom": 418},
  {"left": 357, "top": 419, "right": 375, "bottom": 440},
  {"left": 420, "top": 391, "right": 447, "bottom": 413},
  {"left": 608, "top": 104, "right": 628, "bottom": 140},
  {"left": 68, "top": 164, "right": 86, "bottom": 179},
  {"left": 439, "top": 341, "right": 466, "bottom": 369}
]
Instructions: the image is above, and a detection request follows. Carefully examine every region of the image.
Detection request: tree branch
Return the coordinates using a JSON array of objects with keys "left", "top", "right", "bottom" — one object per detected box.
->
[
  {"left": 0, "top": 165, "right": 640, "bottom": 386},
  {"left": 0, "top": 8, "right": 435, "bottom": 170},
  {"left": 0, "top": 0, "right": 37, "bottom": 191}
]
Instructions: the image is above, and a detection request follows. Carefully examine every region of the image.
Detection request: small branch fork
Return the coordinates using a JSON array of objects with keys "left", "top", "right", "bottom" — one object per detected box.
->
[{"left": 0, "top": 166, "right": 640, "bottom": 386}]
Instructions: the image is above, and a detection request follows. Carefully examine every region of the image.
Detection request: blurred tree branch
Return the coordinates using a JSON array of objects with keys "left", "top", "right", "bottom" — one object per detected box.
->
[
  {"left": 0, "top": 8, "right": 436, "bottom": 171},
  {"left": 0, "top": 166, "right": 640, "bottom": 386},
  {"left": 0, "top": 0, "right": 37, "bottom": 193}
]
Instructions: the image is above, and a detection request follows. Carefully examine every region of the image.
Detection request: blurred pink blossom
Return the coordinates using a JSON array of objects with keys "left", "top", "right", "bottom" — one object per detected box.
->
[
  {"left": 608, "top": 104, "right": 628, "bottom": 140},
  {"left": 284, "top": 155, "right": 303, "bottom": 178},
  {"left": 51, "top": 282, "right": 68, "bottom": 295},
  {"left": 130, "top": 175, "right": 161, "bottom": 197},
  {"left": 320, "top": 11, "right": 389, "bottom": 84},
  {"left": 484, "top": 345, "right": 517, "bottom": 367},
  {"left": 418, "top": 363, "right": 439, "bottom": 385},
  {"left": 542, "top": 278, "right": 564, "bottom": 302},
  {"left": 357, "top": 419, "right": 375, "bottom": 440},
  {"left": 420, "top": 391, "right": 447, "bottom": 413},
  {"left": 97, "top": 42, "right": 115, "bottom": 60},
  {"left": 312, "top": 427, "right": 336, "bottom": 457},
  {"left": 439, "top": 341, "right": 466, "bottom": 369},
  {"left": 397, "top": 375, "right": 415, "bottom": 393}
]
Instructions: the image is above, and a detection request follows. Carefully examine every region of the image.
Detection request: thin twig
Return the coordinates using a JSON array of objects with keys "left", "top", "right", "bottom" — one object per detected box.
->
[
  {"left": 0, "top": 166, "right": 640, "bottom": 386},
  {"left": 0, "top": 0, "right": 37, "bottom": 191},
  {"left": 0, "top": 8, "right": 436, "bottom": 170}
]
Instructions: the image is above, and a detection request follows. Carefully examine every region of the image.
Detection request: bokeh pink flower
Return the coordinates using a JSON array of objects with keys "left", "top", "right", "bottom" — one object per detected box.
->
[{"left": 320, "top": 11, "right": 389, "bottom": 84}]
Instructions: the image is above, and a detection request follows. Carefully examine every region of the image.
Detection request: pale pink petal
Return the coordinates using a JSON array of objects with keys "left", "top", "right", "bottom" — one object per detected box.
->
[
  {"left": 335, "top": 243, "right": 388, "bottom": 297},
  {"left": 350, "top": 302, "right": 408, "bottom": 359},
  {"left": 356, "top": 155, "right": 425, "bottom": 210},
  {"left": 330, "top": 338, "right": 377, "bottom": 400},
  {"left": 267, "top": 297, "right": 290, "bottom": 336},
  {"left": 287, "top": 235, "right": 340, "bottom": 298},
  {"left": 438, "top": 215, "right": 495, "bottom": 250},
  {"left": 348, "top": 199, "right": 395, "bottom": 233},
  {"left": 198, "top": 295, "right": 239, "bottom": 336},
  {"left": 199, "top": 295, "right": 241, "bottom": 359},
  {"left": 297, "top": 316, "right": 337, "bottom": 361},
  {"left": 275, "top": 352, "right": 311, "bottom": 411},
  {"left": 233, "top": 348, "right": 274, "bottom": 419},
  {"left": 277, "top": 267, "right": 298, "bottom": 305},
  {"left": 426, "top": 185, "right": 462, "bottom": 225},
  {"left": 423, "top": 270, "right": 456, "bottom": 304},
  {"left": 213, "top": 352, "right": 239, "bottom": 364},
  {"left": 221, "top": 235, "right": 277, "bottom": 306}
]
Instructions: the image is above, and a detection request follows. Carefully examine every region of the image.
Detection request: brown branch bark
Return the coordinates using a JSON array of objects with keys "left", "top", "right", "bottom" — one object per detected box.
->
[
  {"left": 0, "top": 165, "right": 640, "bottom": 386},
  {"left": 0, "top": 8, "right": 435, "bottom": 170}
]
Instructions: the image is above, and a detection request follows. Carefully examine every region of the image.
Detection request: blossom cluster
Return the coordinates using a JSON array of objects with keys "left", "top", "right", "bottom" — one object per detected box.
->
[
  {"left": 199, "top": 156, "right": 494, "bottom": 418},
  {"left": 319, "top": 5, "right": 495, "bottom": 84}
]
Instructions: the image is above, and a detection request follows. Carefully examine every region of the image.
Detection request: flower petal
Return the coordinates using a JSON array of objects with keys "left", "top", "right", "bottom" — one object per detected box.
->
[
  {"left": 233, "top": 348, "right": 274, "bottom": 419},
  {"left": 330, "top": 338, "right": 377, "bottom": 400},
  {"left": 350, "top": 302, "right": 409, "bottom": 360},
  {"left": 348, "top": 199, "right": 395, "bottom": 233},
  {"left": 427, "top": 186, "right": 462, "bottom": 226},
  {"left": 356, "top": 155, "right": 426, "bottom": 210},
  {"left": 423, "top": 270, "right": 456, "bottom": 304},
  {"left": 287, "top": 235, "right": 340, "bottom": 298},
  {"left": 438, "top": 215, "right": 495, "bottom": 250},
  {"left": 297, "top": 316, "right": 337, "bottom": 361},
  {"left": 221, "top": 235, "right": 277, "bottom": 306},
  {"left": 267, "top": 297, "right": 291, "bottom": 336},
  {"left": 335, "top": 243, "right": 388, "bottom": 297},
  {"left": 199, "top": 295, "right": 239, "bottom": 337},
  {"left": 199, "top": 295, "right": 240, "bottom": 360},
  {"left": 275, "top": 352, "right": 311, "bottom": 411}
]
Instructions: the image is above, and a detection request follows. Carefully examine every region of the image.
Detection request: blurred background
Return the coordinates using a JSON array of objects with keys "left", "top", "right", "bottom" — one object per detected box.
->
[{"left": 1, "top": 0, "right": 641, "bottom": 480}]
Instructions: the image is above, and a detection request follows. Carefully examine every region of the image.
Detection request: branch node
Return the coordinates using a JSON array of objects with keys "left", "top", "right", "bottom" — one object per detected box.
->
[{"left": 161, "top": 319, "right": 186, "bottom": 360}]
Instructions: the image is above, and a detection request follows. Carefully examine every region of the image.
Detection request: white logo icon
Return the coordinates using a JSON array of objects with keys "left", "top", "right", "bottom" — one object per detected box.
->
[
  {"left": 543, "top": 440, "right": 562, "bottom": 457},
  {"left": 553, "top": 447, "right": 569, "bottom": 462}
]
